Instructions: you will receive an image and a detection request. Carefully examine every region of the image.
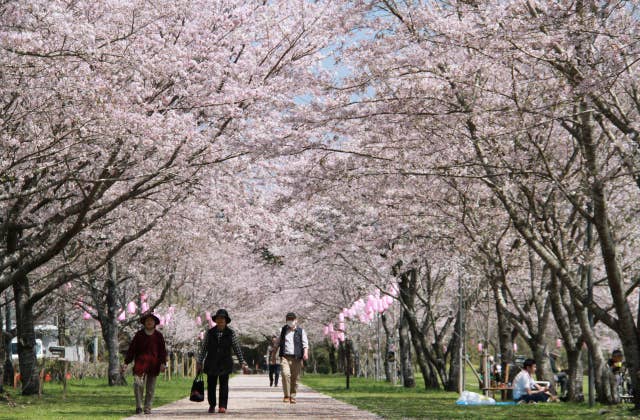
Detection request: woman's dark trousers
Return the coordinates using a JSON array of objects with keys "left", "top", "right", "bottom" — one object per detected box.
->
[
  {"left": 207, "top": 374, "right": 229, "bottom": 409},
  {"left": 269, "top": 364, "right": 281, "bottom": 386}
]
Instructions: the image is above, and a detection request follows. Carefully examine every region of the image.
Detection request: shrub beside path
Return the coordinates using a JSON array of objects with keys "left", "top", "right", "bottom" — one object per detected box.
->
[{"left": 123, "top": 373, "right": 382, "bottom": 419}]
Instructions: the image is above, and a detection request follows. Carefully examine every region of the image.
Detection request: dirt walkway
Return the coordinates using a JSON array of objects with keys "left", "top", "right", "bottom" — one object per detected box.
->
[{"left": 123, "top": 374, "right": 382, "bottom": 419}]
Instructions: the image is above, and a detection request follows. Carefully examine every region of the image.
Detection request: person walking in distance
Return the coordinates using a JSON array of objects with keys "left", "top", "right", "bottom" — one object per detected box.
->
[
  {"left": 267, "top": 336, "right": 281, "bottom": 387},
  {"left": 196, "top": 309, "right": 248, "bottom": 414},
  {"left": 278, "top": 312, "right": 308, "bottom": 404},
  {"left": 122, "top": 312, "right": 168, "bottom": 415}
]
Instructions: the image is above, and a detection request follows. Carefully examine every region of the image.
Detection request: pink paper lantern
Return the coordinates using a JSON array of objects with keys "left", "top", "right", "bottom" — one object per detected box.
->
[
  {"left": 478, "top": 342, "right": 483, "bottom": 352},
  {"left": 141, "top": 302, "right": 149, "bottom": 312},
  {"left": 118, "top": 310, "right": 126, "bottom": 321},
  {"left": 127, "top": 301, "right": 137, "bottom": 314},
  {"left": 556, "top": 338, "right": 562, "bottom": 348},
  {"left": 83, "top": 312, "right": 92, "bottom": 320},
  {"left": 513, "top": 342, "right": 518, "bottom": 352}
]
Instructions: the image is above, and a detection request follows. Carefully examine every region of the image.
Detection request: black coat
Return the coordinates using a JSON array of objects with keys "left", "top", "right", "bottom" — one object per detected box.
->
[{"left": 203, "top": 327, "right": 234, "bottom": 376}]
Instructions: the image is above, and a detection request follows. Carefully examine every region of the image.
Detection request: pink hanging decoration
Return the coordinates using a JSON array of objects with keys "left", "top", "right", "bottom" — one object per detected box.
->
[
  {"left": 141, "top": 302, "right": 149, "bottom": 312},
  {"left": 127, "top": 301, "right": 137, "bottom": 314},
  {"left": 83, "top": 312, "right": 92, "bottom": 320},
  {"left": 478, "top": 342, "right": 483, "bottom": 352},
  {"left": 118, "top": 310, "right": 126, "bottom": 321},
  {"left": 513, "top": 342, "right": 518, "bottom": 352},
  {"left": 556, "top": 339, "right": 562, "bottom": 348}
]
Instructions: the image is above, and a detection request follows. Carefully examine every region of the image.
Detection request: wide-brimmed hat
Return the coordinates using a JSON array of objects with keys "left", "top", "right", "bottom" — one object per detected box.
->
[
  {"left": 213, "top": 309, "right": 231, "bottom": 323},
  {"left": 140, "top": 311, "right": 160, "bottom": 325}
]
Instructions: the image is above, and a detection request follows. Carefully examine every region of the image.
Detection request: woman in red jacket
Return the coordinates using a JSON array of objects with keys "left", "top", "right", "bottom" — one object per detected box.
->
[{"left": 123, "top": 312, "right": 168, "bottom": 415}]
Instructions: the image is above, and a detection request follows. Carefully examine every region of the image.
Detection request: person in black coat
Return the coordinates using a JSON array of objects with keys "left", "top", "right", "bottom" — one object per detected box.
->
[{"left": 196, "top": 309, "right": 247, "bottom": 414}]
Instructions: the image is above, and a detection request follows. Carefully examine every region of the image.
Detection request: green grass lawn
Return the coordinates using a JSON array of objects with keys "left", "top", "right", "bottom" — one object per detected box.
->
[
  {"left": 0, "top": 375, "right": 193, "bottom": 420},
  {"left": 302, "top": 374, "right": 638, "bottom": 420}
]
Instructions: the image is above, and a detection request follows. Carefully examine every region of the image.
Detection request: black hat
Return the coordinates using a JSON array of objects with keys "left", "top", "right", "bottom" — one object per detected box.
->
[
  {"left": 286, "top": 312, "right": 297, "bottom": 319},
  {"left": 140, "top": 311, "right": 160, "bottom": 325},
  {"left": 213, "top": 309, "right": 231, "bottom": 323}
]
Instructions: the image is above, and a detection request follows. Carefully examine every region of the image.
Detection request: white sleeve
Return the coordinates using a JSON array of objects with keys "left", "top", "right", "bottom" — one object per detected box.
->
[{"left": 302, "top": 329, "right": 309, "bottom": 349}]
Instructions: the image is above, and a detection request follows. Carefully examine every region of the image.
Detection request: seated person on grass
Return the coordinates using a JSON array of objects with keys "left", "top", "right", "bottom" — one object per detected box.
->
[{"left": 513, "top": 358, "right": 555, "bottom": 403}]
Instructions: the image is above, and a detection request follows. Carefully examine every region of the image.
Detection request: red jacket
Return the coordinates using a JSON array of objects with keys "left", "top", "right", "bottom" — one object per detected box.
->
[{"left": 125, "top": 329, "right": 168, "bottom": 376}]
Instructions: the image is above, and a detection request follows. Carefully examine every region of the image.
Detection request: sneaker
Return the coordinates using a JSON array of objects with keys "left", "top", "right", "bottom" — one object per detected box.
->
[
  {"left": 208, "top": 406, "right": 216, "bottom": 413},
  {"left": 283, "top": 397, "right": 290, "bottom": 403},
  {"left": 143, "top": 408, "right": 151, "bottom": 414},
  {"left": 218, "top": 408, "right": 226, "bottom": 413},
  {"left": 290, "top": 397, "right": 296, "bottom": 404}
]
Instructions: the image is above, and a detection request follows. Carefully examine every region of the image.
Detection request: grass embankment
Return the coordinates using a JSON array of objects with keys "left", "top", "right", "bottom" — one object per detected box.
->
[
  {"left": 0, "top": 376, "right": 192, "bottom": 420},
  {"left": 302, "top": 374, "right": 637, "bottom": 419}
]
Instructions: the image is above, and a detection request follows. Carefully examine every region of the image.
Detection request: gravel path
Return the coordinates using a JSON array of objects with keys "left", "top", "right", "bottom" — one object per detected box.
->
[{"left": 123, "top": 374, "right": 382, "bottom": 419}]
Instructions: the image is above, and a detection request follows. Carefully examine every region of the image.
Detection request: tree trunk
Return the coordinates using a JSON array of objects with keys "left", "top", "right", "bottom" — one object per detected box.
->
[
  {"left": 577, "top": 301, "right": 616, "bottom": 404},
  {"left": 13, "top": 273, "right": 39, "bottom": 395},
  {"left": 445, "top": 312, "right": 463, "bottom": 391},
  {"left": 58, "top": 307, "right": 67, "bottom": 346},
  {"left": 102, "top": 260, "right": 126, "bottom": 386},
  {"left": 398, "top": 306, "right": 415, "bottom": 388},
  {"left": 327, "top": 341, "right": 337, "bottom": 374},
  {"left": 565, "top": 348, "right": 584, "bottom": 401},
  {"left": 494, "top": 285, "right": 514, "bottom": 369},
  {"left": 0, "top": 301, "right": 4, "bottom": 393},
  {"left": 351, "top": 336, "right": 360, "bottom": 377},
  {"left": 381, "top": 313, "right": 393, "bottom": 382},
  {"left": 399, "top": 268, "right": 440, "bottom": 389}
]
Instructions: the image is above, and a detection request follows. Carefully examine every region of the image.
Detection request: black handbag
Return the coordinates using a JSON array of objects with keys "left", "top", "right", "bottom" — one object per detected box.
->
[{"left": 189, "top": 373, "right": 205, "bottom": 402}]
